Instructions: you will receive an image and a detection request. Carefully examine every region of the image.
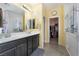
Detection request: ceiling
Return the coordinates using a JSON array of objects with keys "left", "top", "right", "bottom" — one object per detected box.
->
[
  {"left": 16, "top": 3, "right": 64, "bottom": 11},
  {"left": 43, "top": 3, "right": 64, "bottom": 10}
]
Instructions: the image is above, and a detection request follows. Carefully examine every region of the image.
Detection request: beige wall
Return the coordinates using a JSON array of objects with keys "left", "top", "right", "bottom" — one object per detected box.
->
[{"left": 43, "top": 4, "right": 65, "bottom": 47}]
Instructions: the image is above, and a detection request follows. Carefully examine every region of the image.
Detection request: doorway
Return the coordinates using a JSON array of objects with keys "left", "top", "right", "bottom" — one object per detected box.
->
[{"left": 49, "top": 17, "right": 59, "bottom": 45}]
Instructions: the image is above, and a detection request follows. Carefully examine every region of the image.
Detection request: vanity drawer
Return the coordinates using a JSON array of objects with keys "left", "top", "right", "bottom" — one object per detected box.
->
[
  {"left": 15, "top": 38, "right": 27, "bottom": 47},
  {"left": 0, "top": 48, "right": 15, "bottom": 56},
  {"left": 0, "top": 40, "right": 16, "bottom": 53},
  {"left": 0, "top": 38, "right": 27, "bottom": 54}
]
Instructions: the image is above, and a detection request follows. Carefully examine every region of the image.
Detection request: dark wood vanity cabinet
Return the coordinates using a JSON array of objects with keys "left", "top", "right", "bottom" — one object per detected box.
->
[
  {"left": 27, "top": 36, "right": 33, "bottom": 56},
  {"left": 27, "top": 34, "right": 39, "bottom": 56},
  {"left": 15, "top": 43, "right": 27, "bottom": 56},
  {"left": 15, "top": 38, "right": 27, "bottom": 56},
  {"left": 0, "top": 34, "right": 39, "bottom": 56},
  {"left": 32, "top": 35, "right": 39, "bottom": 51},
  {"left": 0, "top": 48, "right": 15, "bottom": 56}
]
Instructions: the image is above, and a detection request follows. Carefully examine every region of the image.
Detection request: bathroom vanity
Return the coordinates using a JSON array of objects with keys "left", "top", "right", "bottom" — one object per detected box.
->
[
  {"left": 0, "top": 31, "right": 40, "bottom": 56},
  {"left": 0, "top": 3, "right": 40, "bottom": 56}
]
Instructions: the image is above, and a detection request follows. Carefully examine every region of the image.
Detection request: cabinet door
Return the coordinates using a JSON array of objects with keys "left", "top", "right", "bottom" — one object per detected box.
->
[
  {"left": 32, "top": 35, "right": 39, "bottom": 51},
  {"left": 28, "top": 48, "right": 32, "bottom": 56},
  {"left": 27, "top": 37, "right": 32, "bottom": 49},
  {"left": 27, "top": 37, "right": 32, "bottom": 56},
  {"left": 15, "top": 43, "right": 27, "bottom": 56},
  {"left": 0, "top": 40, "right": 16, "bottom": 54},
  {"left": 0, "top": 48, "right": 15, "bottom": 56}
]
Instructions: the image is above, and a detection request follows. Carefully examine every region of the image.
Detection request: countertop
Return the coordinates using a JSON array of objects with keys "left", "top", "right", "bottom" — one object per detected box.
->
[{"left": 0, "top": 30, "right": 40, "bottom": 44}]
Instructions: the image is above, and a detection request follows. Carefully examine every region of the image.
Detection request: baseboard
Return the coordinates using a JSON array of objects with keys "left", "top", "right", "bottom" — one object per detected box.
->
[
  {"left": 65, "top": 47, "right": 71, "bottom": 56},
  {"left": 45, "top": 40, "right": 49, "bottom": 43},
  {"left": 38, "top": 46, "right": 44, "bottom": 49}
]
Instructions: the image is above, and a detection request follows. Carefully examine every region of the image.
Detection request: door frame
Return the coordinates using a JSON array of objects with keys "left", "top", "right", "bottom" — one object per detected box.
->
[
  {"left": 43, "top": 16, "right": 46, "bottom": 46},
  {"left": 48, "top": 16, "right": 60, "bottom": 43}
]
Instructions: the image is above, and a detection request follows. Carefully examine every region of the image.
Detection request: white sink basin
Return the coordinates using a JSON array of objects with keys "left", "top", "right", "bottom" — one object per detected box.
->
[{"left": 0, "top": 33, "right": 11, "bottom": 39}]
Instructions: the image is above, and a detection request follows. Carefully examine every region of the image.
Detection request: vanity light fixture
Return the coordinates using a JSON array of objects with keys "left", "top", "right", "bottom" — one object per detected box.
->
[{"left": 22, "top": 5, "right": 31, "bottom": 12}]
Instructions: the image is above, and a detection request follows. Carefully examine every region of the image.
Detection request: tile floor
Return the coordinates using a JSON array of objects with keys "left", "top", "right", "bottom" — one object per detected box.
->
[
  {"left": 43, "top": 38, "right": 69, "bottom": 56},
  {"left": 31, "top": 38, "right": 69, "bottom": 56}
]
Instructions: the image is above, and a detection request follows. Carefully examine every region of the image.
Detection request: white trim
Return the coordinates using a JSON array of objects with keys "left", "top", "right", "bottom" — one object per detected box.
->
[
  {"left": 48, "top": 16, "right": 60, "bottom": 44},
  {"left": 42, "top": 16, "right": 46, "bottom": 48},
  {"left": 65, "top": 47, "right": 71, "bottom": 56}
]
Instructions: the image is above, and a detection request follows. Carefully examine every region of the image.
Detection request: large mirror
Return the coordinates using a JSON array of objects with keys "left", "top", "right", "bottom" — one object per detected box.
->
[
  {"left": 0, "top": 8, "right": 3, "bottom": 27},
  {"left": 0, "top": 8, "right": 3, "bottom": 34},
  {"left": 3, "top": 10, "right": 23, "bottom": 33},
  {"left": 0, "top": 3, "right": 24, "bottom": 33},
  {"left": 27, "top": 19, "right": 35, "bottom": 30}
]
